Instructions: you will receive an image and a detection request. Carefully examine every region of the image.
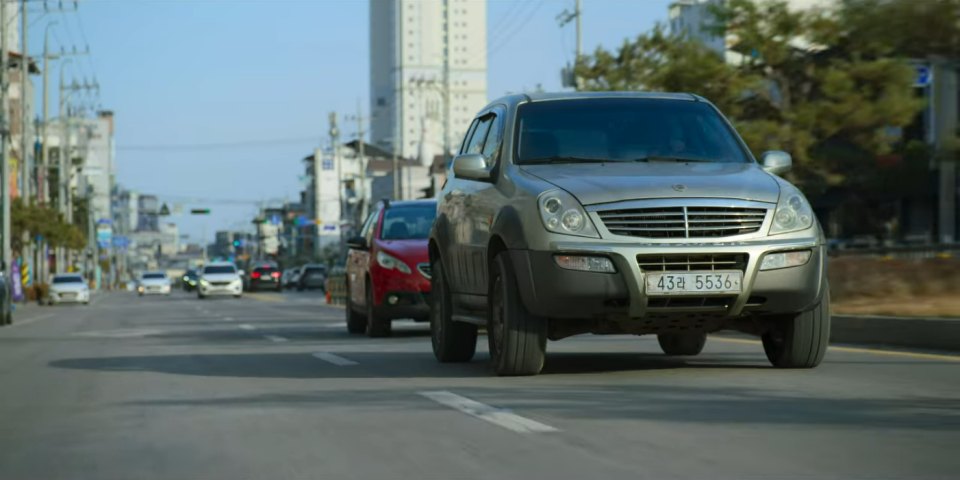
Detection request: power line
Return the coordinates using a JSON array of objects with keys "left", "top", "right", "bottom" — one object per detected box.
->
[
  {"left": 117, "top": 135, "right": 320, "bottom": 152},
  {"left": 489, "top": 0, "right": 546, "bottom": 56}
]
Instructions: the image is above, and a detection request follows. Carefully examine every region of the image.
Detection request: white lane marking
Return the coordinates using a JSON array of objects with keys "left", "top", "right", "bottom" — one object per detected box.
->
[
  {"left": 75, "top": 328, "right": 163, "bottom": 338},
  {"left": 264, "top": 335, "right": 288, "bottom": 343},
  {"left": 238, "top": 324, "right": 256, "bottom": 331},
  {"left": 312, "top": 352, "right": 358, "bottom": 366},
  {"left": 223, "top": 316, "right": 234, "bottom": 321},
  {"left": 419, "top": 391, "right": 559, "bottom": 434},
  {"left": 6, "top": 312, "right": 57, "bottom": 329}
]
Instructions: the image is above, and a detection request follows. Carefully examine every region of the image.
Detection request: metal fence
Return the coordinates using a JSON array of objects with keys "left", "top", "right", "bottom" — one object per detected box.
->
[{"left": 325, "top": 267, "right": 348, "bottom": 305}]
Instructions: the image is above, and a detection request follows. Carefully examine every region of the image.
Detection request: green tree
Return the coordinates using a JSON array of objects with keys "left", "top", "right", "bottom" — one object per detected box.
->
[{"left": 575, "top": 0, "right": 931, "bottom": 197}]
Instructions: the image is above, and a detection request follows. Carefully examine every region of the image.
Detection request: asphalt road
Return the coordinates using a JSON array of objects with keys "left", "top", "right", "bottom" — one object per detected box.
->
[{"left": 1, "top": 291, "right": 958, "bottom": 480}]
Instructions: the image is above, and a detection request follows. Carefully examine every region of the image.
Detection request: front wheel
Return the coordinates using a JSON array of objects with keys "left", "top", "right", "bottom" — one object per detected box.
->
[
  {"left": 657, "top": 332, "right": 707, "bottom": 356},
  {"left": 365, "top": 280, "right": 391, "bottom": 338},
  {"left": 430, "top": 256, "right": 477, "bottom": 363},
  {"left": 488, "top": 253, "right": 547, "bottom": 376},
  {"left": 762, "top": 290, "right": 831, "bottom": 369},
  {"left": 345, "top": 283, "right": 367, "bottom": 334}
]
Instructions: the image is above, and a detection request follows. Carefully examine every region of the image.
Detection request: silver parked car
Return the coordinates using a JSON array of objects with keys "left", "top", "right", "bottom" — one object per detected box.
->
[
  {"left": 429, "top": 92, "right": 829, "bottom": 376},
  {"left": 49, "top": 274, "right": 91, "bottom": 305}
]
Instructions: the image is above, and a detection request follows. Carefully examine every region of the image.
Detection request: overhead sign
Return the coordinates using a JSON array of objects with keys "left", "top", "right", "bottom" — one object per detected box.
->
[
  {"left": 96, "top": 218, "right": 112, "bottom": 225},
  {"left": 190, "top": 208, "right": 211, "bottom": 215},
  {"left": 269, "top": 214, "right": 282, "bottom": 225},
  {"left": 96, "top": 226, "right": 113, "bottom": 249},
  {"left": 112, "top": 236, "right": 130, "bottom": 248},
  {"left": 915, "top": 65, "right": 932, "bottom": 87}
]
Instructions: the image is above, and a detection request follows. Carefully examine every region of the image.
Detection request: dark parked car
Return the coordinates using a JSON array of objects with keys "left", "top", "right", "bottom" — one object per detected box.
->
[
  {"left": 182, "top": 269, "right": 199, "bottom": 292},
  {"left": 0, "top": 267, "right": 12, "bottom": 326},
  {"left": 297, "top": 264, "right": 327, "bottom": 291},
  {"left": 248, "top": 264, "right": 282, "bottom": 292}
]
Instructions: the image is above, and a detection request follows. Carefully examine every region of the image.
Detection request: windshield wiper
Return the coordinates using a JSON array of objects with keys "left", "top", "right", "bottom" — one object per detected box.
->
[
  {"left": 524, "top": 156, "right": 609, "bottom": 165},
  {"left": 632, "top": 156, "right": 717, "bottom": 163}
]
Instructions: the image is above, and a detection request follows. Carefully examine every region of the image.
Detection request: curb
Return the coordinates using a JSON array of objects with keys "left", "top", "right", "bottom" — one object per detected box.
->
[{"left": 832, "top": 315, "right": 960, "bottom": 353}]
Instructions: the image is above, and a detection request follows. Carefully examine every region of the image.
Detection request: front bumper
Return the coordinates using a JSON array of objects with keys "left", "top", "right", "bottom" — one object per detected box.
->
[
  {"left": 139, "top": 285, "right": 171, "bottom": 295},
  {"left": 199, "top": 283, "right": 243, "bottom": 296},
  {"left": 371, "top": 265, "right": 431, "bottom": 320},
  {"left": 50, "top": 291, "right": 90, "bottom": 304},
  {"left": 510, "top": 236, "right": 826, "bottom": 320}
]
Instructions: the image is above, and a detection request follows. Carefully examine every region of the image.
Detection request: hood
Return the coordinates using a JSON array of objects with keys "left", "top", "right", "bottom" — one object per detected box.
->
[
  {"left": 140, "top": 278, "right": 168, "bottom": 286},
  {"left": 51, "top": 283, "right": 87, "bottom": 293},
  {"left": 378, "top": 239, "right": 429, "bottom": 263},
  {"left": 521, "top": 162, "right": 780, "bottom": 206},
  {"left": 201, "top": 273, "right": 240, "bottom": 283}
]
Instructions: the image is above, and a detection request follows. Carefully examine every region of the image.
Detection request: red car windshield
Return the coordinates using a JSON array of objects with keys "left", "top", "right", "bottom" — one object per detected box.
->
[{"left": 380, "top": 206, "right": 436, "bottom": 240}]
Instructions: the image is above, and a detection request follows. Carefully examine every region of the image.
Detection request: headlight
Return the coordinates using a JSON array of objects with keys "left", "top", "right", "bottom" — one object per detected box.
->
[
  {"left": 200, "top": 279, "right": 210, "bottom": 286},
  {"left": 377, "top": 251, "right": 412, "bottom": 274},
  {"left": 538, "top": 189, "right": 599, "bottom": 238},
  {"left": 770, "top": 183, "right": 814, "bottom": 235}
]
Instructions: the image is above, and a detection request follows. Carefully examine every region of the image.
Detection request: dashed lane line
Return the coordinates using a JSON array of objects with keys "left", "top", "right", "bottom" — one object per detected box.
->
[
  {"left": 238, "top": 324, "right": 256, "bottom": 331},
  {"left": 311, "top": 352, "right": 358, "bottom": 366},
  {"left": 419, "top": 391, "right": 559, "bottom": 434},
  {"left": 264, "top": 335, "right": 288, "bottom": 343}
]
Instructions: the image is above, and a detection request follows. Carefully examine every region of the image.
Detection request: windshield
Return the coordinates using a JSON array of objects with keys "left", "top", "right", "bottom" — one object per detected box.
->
[
  {"left": 380, "top": 206, "right": 437, "bottom": 240},
  {"left": 52, "top": 276, "right": 83, "bottom": 284},
  {"left": 515, "top": 99, "right": 750, "bottom": 165},
  {"left": 142, "top": 273, "right": 166, "bottom": 280},
  {"left": 202, "top": 266, "right": 236, "bottom": 275}
]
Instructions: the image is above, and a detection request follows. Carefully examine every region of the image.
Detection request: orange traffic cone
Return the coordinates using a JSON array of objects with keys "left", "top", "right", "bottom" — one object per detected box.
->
[{"left": 326, "top": 290, "right": 332, "bottom": 304}]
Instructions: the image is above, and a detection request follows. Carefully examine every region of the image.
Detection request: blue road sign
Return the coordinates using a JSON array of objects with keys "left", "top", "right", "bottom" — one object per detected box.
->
[{"left": 915, "top": 65, "right": 932, "bottom": 87}]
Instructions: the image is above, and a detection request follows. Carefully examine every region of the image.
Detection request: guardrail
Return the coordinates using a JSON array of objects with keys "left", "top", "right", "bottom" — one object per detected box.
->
[
  {"left": 829, "top": 243, "right": 960, "bottom": 260},
  {"left": 325, "top": 269, "right": 347, "bottom": 305}
]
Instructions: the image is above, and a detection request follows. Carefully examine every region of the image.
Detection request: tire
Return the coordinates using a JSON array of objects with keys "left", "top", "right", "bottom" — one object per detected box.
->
[
  {"left": 430, "top": 256, "right": 477, "bottom": 363},
  {"left": 488, "top": 253, "right": 547, "bottom": 376},
  {"left": 657, "top": 332, "right": 707, "bottom": 356},
  {"left": 345, "top": 284, "right": 367, "bottom": 334},
  {"left": 197, "top": 292, "right": 205, "bottom": 300},
  {"left": 762, "top": 289, "right": 831, "bottom": 369},
  {"left": 365, "top": 279, "right": 391, "bottom": 338}
]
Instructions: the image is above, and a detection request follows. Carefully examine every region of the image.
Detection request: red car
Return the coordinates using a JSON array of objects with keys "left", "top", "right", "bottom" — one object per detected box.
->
[{"left": 345, "top": 199, "right": 435, "bottom": 337}]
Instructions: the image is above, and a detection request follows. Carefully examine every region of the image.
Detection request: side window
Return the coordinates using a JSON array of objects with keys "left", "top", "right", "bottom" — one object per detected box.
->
[
  {"left": 459, "top": 119, "right": 480, "bottom": 155},
  {"left": 480, "top": 114, "right": 503, "bottom": 165},
  {"left": 465, "top": 117, "right": 493, "bottom": 155}
]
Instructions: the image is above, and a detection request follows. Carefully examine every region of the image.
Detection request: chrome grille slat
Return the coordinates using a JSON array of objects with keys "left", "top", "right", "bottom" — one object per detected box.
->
[
  {"left": 599, "top": 205, "right": 768, "bottom": 238},
  {"left": 637, "top": 254, "right": 749, "bottom": 273}
]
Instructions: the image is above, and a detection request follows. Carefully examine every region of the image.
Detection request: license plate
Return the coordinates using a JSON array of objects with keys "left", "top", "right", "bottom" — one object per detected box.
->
[{"left": 645, "top": 270, "right": 743, "bottom": 295}]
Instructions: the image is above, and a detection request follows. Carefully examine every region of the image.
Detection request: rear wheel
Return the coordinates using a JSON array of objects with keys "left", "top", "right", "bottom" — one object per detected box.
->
[
  {"left": 488, "top": 253, "right": 547, "bottom": 376},
  {"left": 762, "top": 289, "right": 830, "bottom": 369},
  {"left": 430, "top": 256, "right": 477, "bottom": 363},
  {"left": 657, "top": 332, "right": 707, "bottom": 356},
  {"left": 345, "top": 283, "right": 367, "bottom": 334},
  {"left": 365, "top": 280, "right": 391, "bottom": 338}
]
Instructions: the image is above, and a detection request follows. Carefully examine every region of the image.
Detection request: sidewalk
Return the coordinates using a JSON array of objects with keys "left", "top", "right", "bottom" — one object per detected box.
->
[{"left": 832, "top": 315, "right": 960, "bottom": 352}]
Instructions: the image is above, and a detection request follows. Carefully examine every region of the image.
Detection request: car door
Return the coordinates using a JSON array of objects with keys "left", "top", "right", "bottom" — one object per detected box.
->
[
  {"left": 462, "top": 108, "right": 506, "bottom": 295},
  {"left": 444, "top": 116, "right": 494, "bottom": 294},
  {"left": 348, "top": 208, "right": 380, "bottom": 307}
]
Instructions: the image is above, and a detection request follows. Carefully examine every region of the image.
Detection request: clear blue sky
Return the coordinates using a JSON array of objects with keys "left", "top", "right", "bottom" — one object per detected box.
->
[{"left": 40, "top": 0, "right": 671, "bottom": 243}]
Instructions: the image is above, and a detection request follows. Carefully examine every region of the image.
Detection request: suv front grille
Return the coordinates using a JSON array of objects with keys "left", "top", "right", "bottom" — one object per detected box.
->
[
  {"left": 598, "top": 206, "right": 767, "bottom": 238},
  {"left": 637, "top": 253, "right": 748, "bottom": 273},
  {"left": 417, "top": 263, "right": 431, "bottom": 279}
]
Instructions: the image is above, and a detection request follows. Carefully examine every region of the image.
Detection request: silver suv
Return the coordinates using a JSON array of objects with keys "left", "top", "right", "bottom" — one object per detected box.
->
[{"left": 429, "top": 92, "right": 829, "bottom": 376}]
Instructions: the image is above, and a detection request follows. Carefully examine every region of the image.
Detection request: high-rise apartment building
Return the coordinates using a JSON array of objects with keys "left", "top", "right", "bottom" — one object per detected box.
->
[{"left": 370, "top": 0, "right": 488, "bottom": 164}]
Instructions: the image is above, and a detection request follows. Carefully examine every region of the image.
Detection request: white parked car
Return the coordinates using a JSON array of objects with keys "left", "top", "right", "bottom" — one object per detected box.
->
[
  {"left": 49, "top": 274, "right": 90, "bottom": 305},
  {"left": 197, "top": 263, "right": 243, "bottom": 299},
  {"left": 138, "top": 272, "right": 171, "bottom": 296}
]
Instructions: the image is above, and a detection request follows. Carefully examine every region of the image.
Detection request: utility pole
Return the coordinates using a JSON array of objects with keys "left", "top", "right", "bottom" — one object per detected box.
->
[
  {"left": 557, "top": 0, "right": 582, "bottom": 89},
  {"left": 441, "top": 0, "right": 451, "bottom": 164},
  {"left": 1, "top": 0, "right": 12, "bottom": 276},
  {"left": 328, "top": 112, "right": 341, "bottom": 253},
  {"left": 19, "top": 0, "right": 28, "bottom": 201},
  {"left": 355, "top": 100, "right": 367, "bottom": 222}
]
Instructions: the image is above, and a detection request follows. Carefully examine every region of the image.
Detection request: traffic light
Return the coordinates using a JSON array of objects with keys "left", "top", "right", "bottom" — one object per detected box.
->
[{"left": 190, "top": 208, "right": 211, "bottom": 215}]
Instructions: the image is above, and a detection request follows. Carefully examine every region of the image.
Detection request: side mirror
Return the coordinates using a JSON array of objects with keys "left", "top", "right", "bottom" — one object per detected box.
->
[
  {"left": 346, "top": 236, "right": 368, "bottom": 250},
  {"left": 761, "top": 151, "right": 792, "bottom": 175},
  {"left": 452, "top": 153, "right": 492, "bottom": 181}
]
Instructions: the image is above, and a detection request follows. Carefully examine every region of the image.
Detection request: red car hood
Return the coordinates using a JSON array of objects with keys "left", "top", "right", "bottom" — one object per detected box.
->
[{"left": 377, "top": 239, "right": 429, "bottom": 263}]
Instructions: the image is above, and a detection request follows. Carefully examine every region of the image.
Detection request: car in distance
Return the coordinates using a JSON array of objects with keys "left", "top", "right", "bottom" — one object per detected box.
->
[
  {"left": 345, "top": 199, "right": 435, "bottom": 337},
  {"left": 48, "top": 274, "right": 90, "bottom": 305},
  {"left": 430, "top": 92, "right": 829, "bottom": 375},
  {"left": 248, "top": 263, "right": 282, "bottom": 292},
  {"left": 138, "top": 272, "right": 171, "bottom": 296},
  {"left": 197, "top": 263, "right": 243, "bottom": 299},
  {"left": 281, "top": 267, "right": 300, "bottom": 289},
  {"left": 182, "top": 269, "right": 199, "bottom": 292},
  {"left": 296, "top": 264, "right": 327, "bottom": 291}
]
